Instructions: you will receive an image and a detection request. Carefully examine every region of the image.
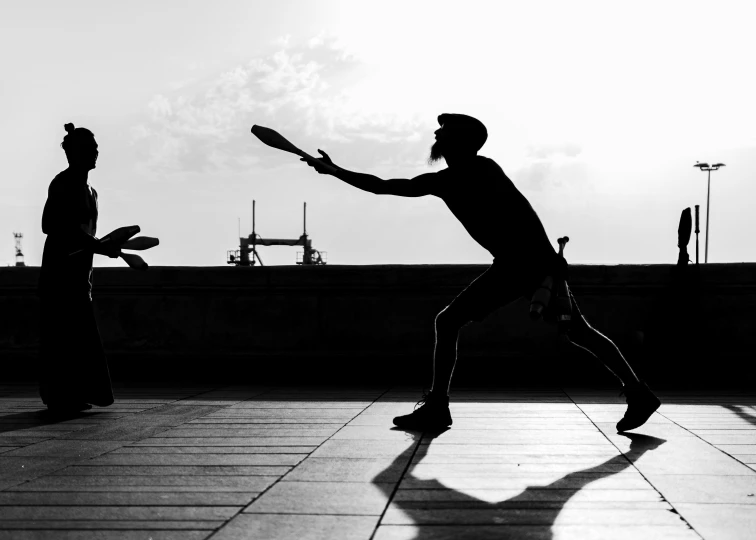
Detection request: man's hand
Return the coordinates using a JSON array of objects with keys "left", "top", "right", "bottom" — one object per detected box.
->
[
  {"left": 98, "top": 241, "right": 122, "bottom": 259},
  {"left": 301, "top": 149, "right": 337, "bottom": 175}
]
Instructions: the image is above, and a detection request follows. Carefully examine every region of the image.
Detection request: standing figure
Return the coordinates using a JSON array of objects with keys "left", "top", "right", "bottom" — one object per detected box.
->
[
  {"left": 38, "top": 123, "right": 120, "bottom": 413},
  {"left": 302, "top": 113, "right": 661, "bottom": 432}
]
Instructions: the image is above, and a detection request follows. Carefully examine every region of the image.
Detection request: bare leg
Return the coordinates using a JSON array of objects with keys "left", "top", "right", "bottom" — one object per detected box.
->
[
  {"left": 430, "top": 308, "right": 467, "bottom": 396},
  {"left": 568, "top": 295, "right": 640, "bottom": 387},
  {"left": 566, "top": 294, "right": 660, "bottom": 432},
  {"left": 393, "top": 308, "right": 462, "bottom": 430}
]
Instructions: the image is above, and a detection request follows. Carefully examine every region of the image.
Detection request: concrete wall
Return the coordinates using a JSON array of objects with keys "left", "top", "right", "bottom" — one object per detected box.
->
[{"left": 2, "top": 264, "right": 754, "bottom": 385}]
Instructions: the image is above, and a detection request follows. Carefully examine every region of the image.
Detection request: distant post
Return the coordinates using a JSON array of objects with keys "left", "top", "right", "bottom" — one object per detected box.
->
[
  {"left": 693, "top": 162, "right": 725, "bottom": 263},
  {"left": 694, "top": 205, "right": 700, "bottom": 265}
]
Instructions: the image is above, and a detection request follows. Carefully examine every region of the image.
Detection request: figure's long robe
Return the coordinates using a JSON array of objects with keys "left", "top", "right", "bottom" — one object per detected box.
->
[{"left": 38, "top": 169, "right": 113, "bottom": 407}]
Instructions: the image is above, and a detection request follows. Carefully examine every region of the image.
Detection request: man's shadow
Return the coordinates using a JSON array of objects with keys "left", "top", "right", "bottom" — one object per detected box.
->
[{"left": 374, "top": 429, "right": 665, "bottom": 539}]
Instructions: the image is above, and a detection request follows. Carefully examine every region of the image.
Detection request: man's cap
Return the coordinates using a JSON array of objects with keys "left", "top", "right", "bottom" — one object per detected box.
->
[{"left": 437, "top": 113, "right": 488, "bottom": 152}]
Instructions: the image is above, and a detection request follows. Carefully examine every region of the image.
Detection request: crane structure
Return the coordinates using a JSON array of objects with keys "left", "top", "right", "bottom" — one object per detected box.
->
[
  {"left": 13, "top": 232, "right": 25, "bottom": 267},
  {"left": 227, "top": 201, "right": 327, "bottom": 266}
]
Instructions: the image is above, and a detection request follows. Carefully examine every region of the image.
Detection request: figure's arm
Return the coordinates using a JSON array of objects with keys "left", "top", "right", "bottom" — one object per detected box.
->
[
  {"left": 302, "top": 150, "right": 438, "bottom": 197},
  {"left": 42, "top": 184, "right": 119, "bottom": 257}
]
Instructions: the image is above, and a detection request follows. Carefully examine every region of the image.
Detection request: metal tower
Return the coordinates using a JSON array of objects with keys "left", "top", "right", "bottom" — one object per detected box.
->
[
  {"left": 13, "top": 232, "right": 25, "bottom": 267},
  {"left": 227, "top": 201, "right": 327, "bottom": 266}
]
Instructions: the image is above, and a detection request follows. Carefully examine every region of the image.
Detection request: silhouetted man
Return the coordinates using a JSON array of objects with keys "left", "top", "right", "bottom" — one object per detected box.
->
[
  {"left": 38, "top": 123, "right": 120, "bottom": 414},
  {"left": 303, "top": 114, "right": 661, "bottom": 432}
]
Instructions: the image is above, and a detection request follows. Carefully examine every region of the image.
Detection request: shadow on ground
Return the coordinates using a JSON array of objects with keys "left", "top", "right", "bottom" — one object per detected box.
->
[{"left": 373, "top": 430, "right": 666, "bottom": 540}]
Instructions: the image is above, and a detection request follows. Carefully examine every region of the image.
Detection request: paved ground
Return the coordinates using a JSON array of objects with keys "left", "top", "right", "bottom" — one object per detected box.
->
[{"left": 0, "top": 384, "right": 754, "bottom": 540}]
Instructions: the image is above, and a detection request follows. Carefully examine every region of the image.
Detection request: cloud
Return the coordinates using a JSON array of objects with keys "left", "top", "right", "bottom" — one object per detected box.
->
[
  {"left": 131, "top": 36, "right": 433, "bottom": 175},
  {"left": 527, "top": 142, "right": 582, "bottom": 160},
  {"left": 514, "top": 142, "right": 586, "bottom": 191}
]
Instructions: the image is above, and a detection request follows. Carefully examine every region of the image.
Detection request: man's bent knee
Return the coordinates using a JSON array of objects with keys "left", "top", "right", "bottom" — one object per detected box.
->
[{"left": 435, "top": 307, "right": 469, "bottom": 332}]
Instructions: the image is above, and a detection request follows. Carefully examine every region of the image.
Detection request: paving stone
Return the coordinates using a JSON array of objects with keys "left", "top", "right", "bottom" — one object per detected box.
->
[
  {"left": 409, "top": 462, "right": 631, "bottom": 476},
  {"left": 131, "top": 437, "right": 327, "bottom": 446},
  {"left": 43, "top": 413, "right": 130, "bottom": 423},
  {"left": 665, "top": 423, "right": 755, "bottom": 430},
  {"left": 410, "top": 454, "right": 633, "bottom": 465},
  {"left": 0, "top": 437, "right": 52, "bottom": 445},
  {"left": 716, "top": 444, "right": 756, "bottom": 454},
  {"left": 0, "top": 532, "right": 211, "bottom": 540},
  {"left": 157, "top": 428, "right": 339, "bottom": 437},
  {"left": 57, "top": 422, "right": 175, "bottom": 441},
  {"left": 691, "top": 427, "right": 756, "bottom": 433},
  {"left": 0, "top": 505, "right": 239, "bottom": 520},
  {"left": 393, "top": 488, "right": 664, "bottom": 504},
  {"left": 310, "top": 439, "right": 419, "bottom": 458},
  {"left": 0, "top": 457, "right": 71, "bottom": 484},
  {"left": 173, "top": 400, "right": 256, "bottom": 406},
  {"left": 400, "top": 474, "right": 652, "bottom": 491},
  {"left": 592, "top": 422, "right": 695, "bottom": 440},
  {"left": 204, "top": 409, "right": 358, "bottom": 419},
  {"left": 331, "top": 426, "right": 426, "bottom": 440},
  {"left": 445, "top": 422, "right": 598, "bottom": 430},
  {"left": 55, "top": 407, "right": 226, "bottom": 442},
  {"left": 0, "top": 421, "right": 91, "bottom": 431},
  {"left": 417, "top": 444, "right": 619, "bottom": 456},
  {"left": 600, "top": 430, "right": 755, "bottom": 476},
  {"left": 229, "top": 401, "right": 371, "bottom": 409},
  {"left": 0, "top": 428, "right": 81, "bottom": 437},
  {"left": 695, "top": 433, "right": 756, "bottom": 444},
  {"left": 0, "top": 520, "right": 220, "bottom": 530},
  {"left": 647, "top": 474, "right": 756, "bottom": 504},
  {"left": 1, "top": 439, "right": 125, "bottom": 458},
  {"left": 285, "top": 457, "right": 411, "bottom": 482},
  {"left": 182, "top": 423, "right": 345, "bottom": 431},
  {"left": 51, "top": 465, "right": 292, "bottom": 476},
  {"left": 423, "top": 432, "right": 611, "bottom": 444},
  {"left": 373, "top": 524, "right": 700, "bottom": 539},
  {"left": 392, "top": 499, "right": 668, "bottom": 511},
  {"left": 112, "top": 398, "right": 182, "bottom": 404},
  {"left": 0, "top": 491, "right": 257, "bottom": 506},
  {"left": 348, "top": 415, "right": 407, "bottom": 426},
  {"left": 12, "top": 475, "right": 278, "bottom": 491},
  {"left": 381, "top": 507, "right": 685, "bottom": 526},
  {"left": 213, "top": 513, "right": 379, "bottom": 540},
  {"left": 0, "top": 387, "right": 753, "bottom": 539},
  {"left": 244, "top": 481, "right": 393, "bottom": 515},
  {"left": 189, "top": 418, "right": 344, "bottom": 425},
  {"left": 84, "top": 452, "right": 304, "bottom": 466},
  {"left": 139, "top": 404, "right": 224, "bottom": 417},
  {"left": 675, "top": 503, "right": 756, "bottom": 540},
  {"left": 111, "top": 446, "right": 315, "bottom": 454}
]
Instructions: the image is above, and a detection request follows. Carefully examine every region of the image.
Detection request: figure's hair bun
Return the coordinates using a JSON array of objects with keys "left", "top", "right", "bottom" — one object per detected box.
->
[{"left": 64, "top": 123, "right": 75, "bottom": 134}]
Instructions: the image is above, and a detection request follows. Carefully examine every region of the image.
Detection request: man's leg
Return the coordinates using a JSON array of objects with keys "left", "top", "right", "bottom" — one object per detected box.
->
[
  {"left": 567, "top": 295, "right": 640, "bottom": 386},
  {"left": 391, "top": 307, "right": 469, "bottom": 431},
  {"left": 393, "top": 264, "right": 525, "bottom": 431},
  {"left": 431, "top": 307, "right": 469, "bottom": 396},
  {"left": 568, "top": 293, "right": 660, "bottom": 432}
]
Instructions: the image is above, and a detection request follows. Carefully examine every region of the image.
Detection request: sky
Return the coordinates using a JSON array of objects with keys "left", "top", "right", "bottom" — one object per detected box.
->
[{"left": 2, "top": 0, "right": 755, "bottom": 267}]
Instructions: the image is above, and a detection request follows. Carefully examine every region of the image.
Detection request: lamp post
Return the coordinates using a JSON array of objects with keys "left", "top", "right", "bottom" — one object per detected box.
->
[{"left": 693, "top": 161, "right": 725, "bottom": 263}]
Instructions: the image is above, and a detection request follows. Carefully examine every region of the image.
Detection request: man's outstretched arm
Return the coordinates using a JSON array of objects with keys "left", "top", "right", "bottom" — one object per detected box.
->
[{"left": 302, "top": 150, "right": 437, "bottom": 197}]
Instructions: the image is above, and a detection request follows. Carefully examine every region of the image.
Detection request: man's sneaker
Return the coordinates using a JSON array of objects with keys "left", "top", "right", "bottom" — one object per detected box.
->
[
  {"left": 393, "top": 392, "right": 452, "bottom": 431},
  {"left": 616, "top": 381, "right": 661, "bottom": 432}
]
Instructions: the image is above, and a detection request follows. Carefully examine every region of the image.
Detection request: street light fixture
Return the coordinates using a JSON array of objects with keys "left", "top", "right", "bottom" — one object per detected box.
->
[{"left": 693, "top": 161, "right": 725, "bottom": 263}]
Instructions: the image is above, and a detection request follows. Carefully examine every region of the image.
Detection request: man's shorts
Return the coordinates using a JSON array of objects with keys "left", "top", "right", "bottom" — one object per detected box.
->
[{"left": 443, "top": 259, "right": 552, "bottom": 323}]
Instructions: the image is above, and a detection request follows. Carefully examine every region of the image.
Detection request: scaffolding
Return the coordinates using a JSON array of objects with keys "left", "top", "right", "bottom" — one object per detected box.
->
[
  {"left": 13, "top": 232, "right": 25, "bottom": 267},
  {"left": 227, "top": 201, "right": 327, "bottom": 266}
]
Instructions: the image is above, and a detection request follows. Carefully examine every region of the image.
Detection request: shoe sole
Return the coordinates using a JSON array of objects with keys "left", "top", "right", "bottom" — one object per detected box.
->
[{"left": 616, "top": 400, "right": 661, "bottom": 432}]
